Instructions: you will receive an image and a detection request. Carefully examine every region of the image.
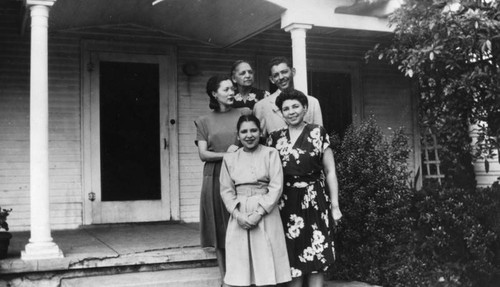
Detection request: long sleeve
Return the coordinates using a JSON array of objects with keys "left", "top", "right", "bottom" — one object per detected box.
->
[
  {"left": 219, "top": 155, "right": 240, "bottom": 213},
  {"left": 257, "top": 148, "right": 284, "bottom": 213}
]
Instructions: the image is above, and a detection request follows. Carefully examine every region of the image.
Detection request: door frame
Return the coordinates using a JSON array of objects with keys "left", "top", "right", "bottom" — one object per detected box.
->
[
  {"left": 306, "top": 59, "right": 363, "bottom": 126},
  {"left": 81, "top": 40, "right": 179, "bottom": 224}
]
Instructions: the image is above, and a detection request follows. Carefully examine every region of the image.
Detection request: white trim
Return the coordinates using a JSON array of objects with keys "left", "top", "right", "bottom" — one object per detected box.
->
[
  {"left": 280, "top": 2, "right": 394, "bottom": 32},
  {"left": 80, "top": 40, "right": 179, "bottom": 224},
  {"left": 23, "top": 3, "right": 63, "bottom": 260},
  {"left": 25, "top": 0, "right": 56, "bottom": 7}
]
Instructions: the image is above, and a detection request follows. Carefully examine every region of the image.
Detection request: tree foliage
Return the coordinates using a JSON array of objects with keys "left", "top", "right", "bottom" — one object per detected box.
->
[{"left": 366, "top": 0, "right": 500, "bottom": 187}]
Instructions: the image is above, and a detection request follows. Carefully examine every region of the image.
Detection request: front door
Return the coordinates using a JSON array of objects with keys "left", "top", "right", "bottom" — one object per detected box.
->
[
  {"left": 87, "top": 52, "right": 174, "bottom": 223},
  {"left": 308, "top": 71, "right": 353, "bottom": 137}
]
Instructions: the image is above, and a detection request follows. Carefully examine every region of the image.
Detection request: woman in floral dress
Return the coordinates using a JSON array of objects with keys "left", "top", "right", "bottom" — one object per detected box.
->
[
  {"left": 230, "top": 60, "right": 269, "bottom": 110},
  {"left": 267, "top": 89, "right": 343, "bottom": 287}
]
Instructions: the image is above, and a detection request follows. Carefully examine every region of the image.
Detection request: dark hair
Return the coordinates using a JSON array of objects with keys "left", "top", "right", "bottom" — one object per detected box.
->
[
  {"left": 236, "top": 115, "right": 261, "bottom": 133},
  {"left": 230, "top": 60, "right": 252, "bottom": 77},
  {"left": 206, "top": 75, "right": 231, "bottom": 111},
  {"left": 275, "top": 89, "right": 308, "bottom": 111},
  {"left": 268, "top": 56, "right": 292, "bottom": 75}
]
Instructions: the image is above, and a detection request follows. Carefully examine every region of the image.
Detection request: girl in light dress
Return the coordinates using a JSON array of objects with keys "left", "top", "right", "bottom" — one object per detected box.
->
[{"left": 220, "top": 115, "right": 291, "bottom": 287}]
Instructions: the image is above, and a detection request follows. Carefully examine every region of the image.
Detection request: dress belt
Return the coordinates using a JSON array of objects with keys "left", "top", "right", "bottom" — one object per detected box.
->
[
  {"left": 235, "top": 185, "right": 268, "bottom": 196},
  {"left": 284, "top": 172, "right": 322, "bottom": 183}
]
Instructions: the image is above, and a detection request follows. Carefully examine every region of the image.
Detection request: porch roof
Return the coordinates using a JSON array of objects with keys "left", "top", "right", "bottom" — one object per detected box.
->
[
  {"left": 48, "top": 0, "right": 286, "bottom": 48},
  {"left": 19, "top": 0, "right": 397, "bottom": 47}
]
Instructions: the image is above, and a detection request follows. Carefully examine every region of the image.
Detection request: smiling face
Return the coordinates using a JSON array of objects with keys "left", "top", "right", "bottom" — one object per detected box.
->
[
  {"left": 281, "top": 99, "right": 307, "bottom": 127},
  {"left": 269, "top": 62, "right": 295, "bottom": 91},
  {"left": 232, "top": 62, "right": 254, "bottom": 88},
  {"left": 237, "top": 120, "right": 261, "bottom": 151},
  {"left": 213, "top": 79, "right": 235, "bottom": 108}
]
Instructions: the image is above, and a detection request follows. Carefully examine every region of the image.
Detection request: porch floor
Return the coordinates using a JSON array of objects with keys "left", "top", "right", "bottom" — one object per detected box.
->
[{"left": 1, "top": 222, "right": 216, "bottom": 275}]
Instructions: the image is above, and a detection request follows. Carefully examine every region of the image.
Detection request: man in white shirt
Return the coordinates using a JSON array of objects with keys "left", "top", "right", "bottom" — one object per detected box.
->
[{"left": 253, "top": 57, "right": 323, "bottom": 137}]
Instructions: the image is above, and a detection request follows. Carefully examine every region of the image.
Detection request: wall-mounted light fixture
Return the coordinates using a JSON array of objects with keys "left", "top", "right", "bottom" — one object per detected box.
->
[{"left": 182, "top": 61, "right": 201, "bottom": 77}]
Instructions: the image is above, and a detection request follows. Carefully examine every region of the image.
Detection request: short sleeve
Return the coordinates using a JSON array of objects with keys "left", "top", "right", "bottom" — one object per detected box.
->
[
  {"left": 194, "top": 117, "right": 208, "bottom": 142},
  {"left": 320, "top": 126, "right": 330, "bottom": 153}
]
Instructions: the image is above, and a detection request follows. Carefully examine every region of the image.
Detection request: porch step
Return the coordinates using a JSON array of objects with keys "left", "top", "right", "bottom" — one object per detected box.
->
[
  {"left": 1, "top": 224, "right": 222, "bottom": 286},
  {"left": 60, "top": 266, "right": 221, "bottom": 287}
]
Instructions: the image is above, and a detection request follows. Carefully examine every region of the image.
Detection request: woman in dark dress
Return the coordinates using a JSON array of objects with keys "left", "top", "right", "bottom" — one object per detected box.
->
[
  {"left": 230, "top": 60, "right": 269, "bottom": 110},
  {"left": 194, "top": 75, "right": 247, "bottom": 284},
  {"left": 267, "top": 89, "right": 343, "bottom": 287}
]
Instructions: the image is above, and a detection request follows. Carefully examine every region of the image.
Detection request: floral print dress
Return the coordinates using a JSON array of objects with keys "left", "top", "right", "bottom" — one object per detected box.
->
[
  {"left": 268, "top": 123, "right": 335, "bottom": 278},
  {"left": 232, "top": 86, "right": 269, "bottom": 110}
]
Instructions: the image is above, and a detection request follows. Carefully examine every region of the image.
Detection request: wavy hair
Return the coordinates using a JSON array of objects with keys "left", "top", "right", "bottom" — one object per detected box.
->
[
  {"left": 275, "top": 89, "right": 308, "bottom": 111},
  {"left": 268, "top": 56, "right": 292, "bottom": 75},
  {"left": 206, "top": 75, "right": 231, "bottom": 111},
  {"left": 230, "top": 60, "right": 252, "bottom": 77}
]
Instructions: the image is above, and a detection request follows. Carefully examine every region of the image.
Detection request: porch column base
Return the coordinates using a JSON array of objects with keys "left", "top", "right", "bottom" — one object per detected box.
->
[{"left": 21, "top": 242, "right": 64, "bottom": 260}]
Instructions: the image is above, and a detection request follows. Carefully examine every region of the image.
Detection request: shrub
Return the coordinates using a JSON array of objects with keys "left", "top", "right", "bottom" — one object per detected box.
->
[
  {"left": 329, "top": 118, "right": 500, "bottom": 286},
  {"left": 0, "top": 207, "right": 11, "bottom": 231},
  {"left": 403, "top": 183, "right": 500, "bottom": 287},
  {"left": 329, "top": 117, "right": 415, "bottom": 285}
]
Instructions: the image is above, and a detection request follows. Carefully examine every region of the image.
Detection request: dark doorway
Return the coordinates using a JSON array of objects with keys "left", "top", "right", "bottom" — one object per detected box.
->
[
  {"left": 308, "top": 72, "right": 352, "bottom": 137},
  {"left": 99, "top": 61, "right": 161, "bottom": 201}
]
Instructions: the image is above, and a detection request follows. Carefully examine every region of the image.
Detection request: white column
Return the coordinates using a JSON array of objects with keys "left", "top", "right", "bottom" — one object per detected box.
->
[
  {"left": 22, "top": 1, "right": 63, "bottom": 260},
  {"left": 284, "top": 23, "right": 312, "bottom": 94}
]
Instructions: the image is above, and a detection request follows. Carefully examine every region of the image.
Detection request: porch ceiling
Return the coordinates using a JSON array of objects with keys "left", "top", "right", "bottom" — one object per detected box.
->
[{"left": 48, "top": 0, "right": 286, "bottom": 47}]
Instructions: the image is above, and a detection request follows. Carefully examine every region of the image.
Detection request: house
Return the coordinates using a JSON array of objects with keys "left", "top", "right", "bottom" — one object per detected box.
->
[{"left": 1, "top": 0, "right": 498, "bottom": 275}]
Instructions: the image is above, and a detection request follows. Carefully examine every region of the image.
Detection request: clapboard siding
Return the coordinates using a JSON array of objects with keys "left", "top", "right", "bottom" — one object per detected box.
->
[
  {"left": 1, "top": 0, "right": 421, "bottom": 229},
  {"left": 475, "top": 160, "right": 500, "bottom": 187},
  {"left": 470, "top": 128, "right": 500, "bottom": 188},
  {"left": 1, "top": 1, "right": 84, "bottom": 230},
  {"left": 0, "top": 3, "right": 34, "bottom": 231},
  {"left": 362, "top": 62, "right": 417, "bottom": 172}
]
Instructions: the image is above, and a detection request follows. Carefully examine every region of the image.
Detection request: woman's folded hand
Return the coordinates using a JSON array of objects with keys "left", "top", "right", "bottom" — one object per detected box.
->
[
  {"left": 247, "top": 211, "right": 263, "bottom": 226},
  {"left": 235, "top": 210, "right": 255, "bottom": 230}
]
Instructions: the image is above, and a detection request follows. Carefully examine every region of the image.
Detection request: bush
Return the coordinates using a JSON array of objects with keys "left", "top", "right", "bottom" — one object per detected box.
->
[
  {"left": 329, "top": 118, "right": 500, "bottom": 286},
  {"left": 402, "top": 183, "right": 500, "bottom": 287},
  {"left": 329, "top": 117, "right": 415, "bottom": 285}
]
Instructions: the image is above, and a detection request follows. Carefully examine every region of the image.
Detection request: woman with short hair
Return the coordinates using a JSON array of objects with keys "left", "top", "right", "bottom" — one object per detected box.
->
[
  {"left": 230, "top": 60, "right": 269, "bottom": 110},
  {"left": 268, "top": 89, "right": 343, "bottom": 287}
]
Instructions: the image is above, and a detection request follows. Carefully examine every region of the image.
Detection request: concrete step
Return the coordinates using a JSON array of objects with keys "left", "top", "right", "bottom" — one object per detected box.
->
[{"left": 60, "top": 266, "right": 221, "bottom": 287}]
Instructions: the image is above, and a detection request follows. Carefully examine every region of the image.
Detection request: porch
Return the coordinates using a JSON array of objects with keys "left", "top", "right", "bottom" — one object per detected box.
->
[
  {"left": 0, "top": 222, "right": 220, "bottom": 286},
  {"left": 0, "top": 223, "right": 378, "bottom": 287}
]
